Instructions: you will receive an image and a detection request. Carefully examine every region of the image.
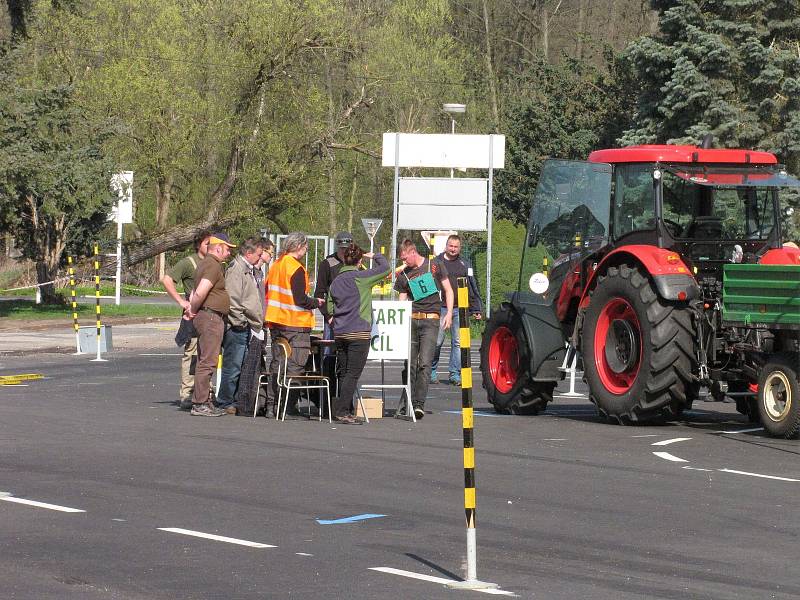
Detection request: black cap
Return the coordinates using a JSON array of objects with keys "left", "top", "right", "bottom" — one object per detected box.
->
[{"left": 335, "top": 231, "right": 354, "bottom": 247}]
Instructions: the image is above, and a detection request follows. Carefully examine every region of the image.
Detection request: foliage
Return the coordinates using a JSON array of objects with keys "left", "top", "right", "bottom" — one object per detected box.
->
[{"left": 468, "top": 219, "right": 526, "bottom": 312}]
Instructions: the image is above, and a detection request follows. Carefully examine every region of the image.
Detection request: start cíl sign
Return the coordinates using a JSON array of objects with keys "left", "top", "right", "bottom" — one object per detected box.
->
[{"left": 369, "top": 300, "right": 412, "bottom": 360}]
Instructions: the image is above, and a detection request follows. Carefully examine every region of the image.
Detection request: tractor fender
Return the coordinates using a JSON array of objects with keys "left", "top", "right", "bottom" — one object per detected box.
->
[
  {"left": 579, "top": 245, "right": 699, "bottom": 309},
  {"left": 508, "top": 293, "right": 566, "bottom": 382},
  {"left": 760, "top": 246, "right": 800, "bottom": 265}
]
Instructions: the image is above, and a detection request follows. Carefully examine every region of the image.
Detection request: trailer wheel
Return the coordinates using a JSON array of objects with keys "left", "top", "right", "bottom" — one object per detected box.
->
[
  {"left": 480, "top": 305, "right": 554, "bottom": 415},
  {"left": 757, "top": 356, "right": 800, "bottom": 439},
  {"left": 581, "top": 264, "right": 696, "bottom": 423}
]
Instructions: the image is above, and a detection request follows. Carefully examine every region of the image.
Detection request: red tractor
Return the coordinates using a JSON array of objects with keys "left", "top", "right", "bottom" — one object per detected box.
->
[{"left": 480, "top": 139, "right": 800, "bottom": 438}]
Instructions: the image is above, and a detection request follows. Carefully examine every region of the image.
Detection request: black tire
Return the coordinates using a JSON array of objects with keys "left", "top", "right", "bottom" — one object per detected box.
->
[
  {"left": 480, "top": 304, "right": 555, "bottom": 415},
  {"left": 757, "top": 355, "right": 800, "bottom": 439},
  {"left": 580, "top": 264, "right": 697, "bottom": 423}
]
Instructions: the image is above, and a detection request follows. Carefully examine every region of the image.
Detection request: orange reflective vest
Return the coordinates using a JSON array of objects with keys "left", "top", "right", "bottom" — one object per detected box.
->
[{"left": 265, "top": 255, "right": 315, "bottom": 329}]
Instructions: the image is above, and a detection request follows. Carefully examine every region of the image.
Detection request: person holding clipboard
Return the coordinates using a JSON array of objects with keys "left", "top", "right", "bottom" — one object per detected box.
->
[{"left": 393, "top": 238, "right": 455, "bottom": 420}]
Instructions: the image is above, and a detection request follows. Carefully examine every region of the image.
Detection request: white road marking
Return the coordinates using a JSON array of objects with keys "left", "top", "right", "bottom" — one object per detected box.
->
[
  {"left": 157, "top": 528, "right": 276, "bottom": 548},
  {"left": 652, "top": 451, "right": 688, "bottom": 463},
  {"left": 295, "top": 552, "right": 313, "bottom": 557},
  {"left": 651, "top": 437, "right": 692, "bottom": 446},
  {"left": 369, "top": 567, "right": 515, "bottom": 596},
  {"left": 716, "top": 427, "right": 765, "bottom": 434},
  {"left": 0, "top": 496, "right": 85, "bottom": 513},
  {"left": 682, "top": 466, "right": 713, "bottom": 472},
  {"left": 717, "top": 469, "right": 800, "bottom": 482},
  {"left": 543, "top": 438, "right": 567, "bottom": 441},
  {"left": 631, "top": 434, "right": 660, "bottom": 438},
  {"left": 553, "top": 394, "right": 587, "bottom": 399}
]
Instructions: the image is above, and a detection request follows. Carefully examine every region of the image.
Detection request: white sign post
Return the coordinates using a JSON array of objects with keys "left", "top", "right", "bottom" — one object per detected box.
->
[
  {"left": 382, "top": 133, "right": 504, "bottom": 316},
  {"left": 109, "top": 172, "right": 133, "bottom": 306},
  {"left": 358, "top": 300, "right": 414, "bottom": 421}
]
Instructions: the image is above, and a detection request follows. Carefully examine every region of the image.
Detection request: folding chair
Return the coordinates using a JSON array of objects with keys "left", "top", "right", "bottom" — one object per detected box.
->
[
  {"left": 252, "top": 352, "right": 270, "bottom": 418},
  {"left": 274, "top": 339, "right": 332, "bottom": 423}
]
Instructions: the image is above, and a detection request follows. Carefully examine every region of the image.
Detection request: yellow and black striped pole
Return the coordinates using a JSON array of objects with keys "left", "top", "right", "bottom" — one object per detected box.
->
[
  {"left": 67, "top": 256, "right": 82, "bottom": 354},
  {"left": 90, "top": 244, "right": 107, "bottom": 362},
  {"left": 448, "top": 277, "right": 497, "bottom": 590}
]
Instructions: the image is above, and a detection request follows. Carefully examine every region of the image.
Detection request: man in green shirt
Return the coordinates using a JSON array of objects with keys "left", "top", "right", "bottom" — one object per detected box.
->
[{"left": 160, "top": 230, "right": 212, "bottom": 409}]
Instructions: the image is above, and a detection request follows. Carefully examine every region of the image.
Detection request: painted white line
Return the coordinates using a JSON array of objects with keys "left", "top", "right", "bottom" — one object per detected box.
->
[
  {"left": 716, "top": 427, "right": 765, "bottom": 434},
  {"left": 717, "top": 469, "right": 800, "bottom": 482},
  {"left": 651, "top": 437, "right": 692, "bottom": 446},
  {"left": 631, "top": 434, "right": 660, "bottom": 438},
  {"left": 682, "top": 466, "right": 713, "bottom": 472},
  {"left": 295, "top": 552, "right": 314, "bottom": 557},
  {"left": 553, "top": 394, "right": 587, "bottom": 399},
  {"left": 157, "top": 528, "right": 276, "bottom": 548},
  {"left": 0, "top": 496, "right": 85, "bottom": 513},
  {"left": 369, "top": 567, "right": 516, "bottom": 596},
  {"left": 652, "top": 451, "right": 688, "bottom": 463},
  {"left": 543, "top": 438, "right": 567, "bottom": 441}
]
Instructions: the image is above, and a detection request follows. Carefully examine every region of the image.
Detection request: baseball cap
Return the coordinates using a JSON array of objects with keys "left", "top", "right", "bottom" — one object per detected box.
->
[
  {"left": 208, "top": 233, "right": 237, "bottom": 248},
  {"left": 335, "top": 231, "right": 354, "bottom": 247}
]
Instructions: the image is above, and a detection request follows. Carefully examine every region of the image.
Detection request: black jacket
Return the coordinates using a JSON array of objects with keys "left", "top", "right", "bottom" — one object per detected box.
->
[{"left": 436, "top": 252, "right": 484, "bottom": 314}]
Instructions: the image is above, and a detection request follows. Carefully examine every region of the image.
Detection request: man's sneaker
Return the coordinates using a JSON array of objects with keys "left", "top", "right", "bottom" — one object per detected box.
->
[
  {"left": 449, "top": 378, "right": 462, "bottom": 387},
  {"left": 414, "top": 407, "right": 425, "bottom": 420},
  {"left": 430, "top": 374, "right": 439, "bottom": 384},
  {"left": 191, "top": 403, "right": 226, "bottom": 417},
  {"left": 179, "top": 399, "right": 193, "bottom": 411},
  {"left": 224, "top": 405, "right": 237, "bottom": 415}
]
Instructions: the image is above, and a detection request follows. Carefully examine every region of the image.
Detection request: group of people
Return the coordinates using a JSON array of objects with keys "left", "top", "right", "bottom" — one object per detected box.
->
[{"left": 161, "top": 228, "right": 483, "bottom": 424}]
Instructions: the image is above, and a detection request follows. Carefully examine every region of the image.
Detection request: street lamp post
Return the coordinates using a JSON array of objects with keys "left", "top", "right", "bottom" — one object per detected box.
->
[{"left": 443, "top": 103, "right": 466, "bottom": 178}]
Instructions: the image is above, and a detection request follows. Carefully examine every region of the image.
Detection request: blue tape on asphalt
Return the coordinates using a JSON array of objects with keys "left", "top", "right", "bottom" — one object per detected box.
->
[
  {"left": 442, "top": 410, "right": 508, "bottom": 418},
  {"left": 316, "top": 513, "right": 386, "bottom": 524}
]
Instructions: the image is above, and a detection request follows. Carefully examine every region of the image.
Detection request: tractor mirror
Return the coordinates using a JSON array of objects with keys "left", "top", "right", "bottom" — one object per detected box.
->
[{"left": 527, "top": 223, "right": 540, "bottom": 247}]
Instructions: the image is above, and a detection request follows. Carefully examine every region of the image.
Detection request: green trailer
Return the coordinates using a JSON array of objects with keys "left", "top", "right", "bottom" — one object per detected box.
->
[{"left": 722, "top": 264, "right": 800, "bottom": 328}]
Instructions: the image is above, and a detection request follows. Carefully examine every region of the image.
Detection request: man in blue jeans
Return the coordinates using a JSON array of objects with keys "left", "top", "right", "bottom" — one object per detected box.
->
[
  {"left": 215, "top": 237, "right": 267, "bottom": 414},
  {"left": 431, "top": 235, "right": 483, "bottom": 386}
]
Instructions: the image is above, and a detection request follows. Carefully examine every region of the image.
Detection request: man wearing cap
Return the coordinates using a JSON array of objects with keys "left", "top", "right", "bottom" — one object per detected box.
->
[
  {"left": 313, "top": 231, "right": 353, "bottom": 409},
  {"left": 184, "top": 233, "right": 236, "bottom": 417}
]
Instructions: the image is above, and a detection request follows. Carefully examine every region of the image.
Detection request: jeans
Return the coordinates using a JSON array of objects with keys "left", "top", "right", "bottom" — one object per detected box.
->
[
  {"left": 402, "top": 317, "right": 439, "bottom": 410},
  {"left": 216, "top": 327, "right": 250, "bottom": 407},
  {"left": 432, "top": 308, "right": 460, "bottom": 381},
  {"left": 334, "top": 338, "right": 370, "bottom": 417},
  {"left": 192, "top": 310, "right": 225, "bottom": 405}
]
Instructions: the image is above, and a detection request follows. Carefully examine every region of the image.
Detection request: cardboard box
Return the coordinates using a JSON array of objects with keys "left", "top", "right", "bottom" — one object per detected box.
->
[{"left": 356, "top": 396, "right": 383, "bottom": 419}]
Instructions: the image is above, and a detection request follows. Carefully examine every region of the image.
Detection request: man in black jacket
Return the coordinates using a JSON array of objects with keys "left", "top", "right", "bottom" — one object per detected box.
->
[{"left": 431, "top": 234, "right": 483, "bottom": 386}]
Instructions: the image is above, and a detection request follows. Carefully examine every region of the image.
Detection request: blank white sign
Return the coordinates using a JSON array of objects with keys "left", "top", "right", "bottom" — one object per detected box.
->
[
  {"left": 109, "top": 171, "right": 134, "bottom": 224},
  {"left": 382, "top": 133, "right": 505, "bottom": 169},
  {"left": 397, "top": 177, "right": 488, "bottom": 231}
]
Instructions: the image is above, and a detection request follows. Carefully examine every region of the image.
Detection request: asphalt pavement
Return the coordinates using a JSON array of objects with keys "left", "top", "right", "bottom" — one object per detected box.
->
[{"left": 0, "top": 343, "right": 798, "bottom": 599}]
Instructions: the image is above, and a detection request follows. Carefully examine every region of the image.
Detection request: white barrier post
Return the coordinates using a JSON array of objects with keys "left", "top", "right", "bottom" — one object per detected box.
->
[{"left": 90, "top": 244, "right": 107, "bottom": 362}]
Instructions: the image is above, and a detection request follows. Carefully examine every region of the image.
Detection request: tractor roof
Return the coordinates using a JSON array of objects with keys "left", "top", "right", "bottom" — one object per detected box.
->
[{"left": 588, "top": 145, "right": 777, "bottom": 165}]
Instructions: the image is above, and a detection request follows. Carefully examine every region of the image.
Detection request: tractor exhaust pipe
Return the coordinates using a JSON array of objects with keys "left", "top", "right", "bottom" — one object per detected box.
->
[{"left": 699, "top": 134, "right": 714, "bottom": 149}]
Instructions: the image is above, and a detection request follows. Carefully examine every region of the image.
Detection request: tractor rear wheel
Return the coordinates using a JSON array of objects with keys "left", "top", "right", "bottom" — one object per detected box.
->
[
  {"left": 581, "top": 264, "right": 697, "bottom": 423},
  {"left": 480, "top": 305, "right": 555, "bottom": 415},
  {"left": 757, "top": 356, "right": 800, "bottom": 439}
]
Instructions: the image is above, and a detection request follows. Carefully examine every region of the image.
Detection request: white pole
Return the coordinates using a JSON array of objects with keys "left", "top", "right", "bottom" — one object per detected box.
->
[
  {"left": 115, "top": 209, "right": 123, "bottom": 306},
  {"left": 390, "top": 133, "right": 400, "bottom": 295},
  {"left": 369, "top": 236, "right": 375, "bottom": 269},
  {"left": 485, "top": 136, "right": 494, "bottom": 318}
]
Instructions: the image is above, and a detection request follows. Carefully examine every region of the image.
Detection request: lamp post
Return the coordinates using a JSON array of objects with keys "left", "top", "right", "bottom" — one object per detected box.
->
[{"left": 443, "top": 103, "right": 466, "bottom": 178}]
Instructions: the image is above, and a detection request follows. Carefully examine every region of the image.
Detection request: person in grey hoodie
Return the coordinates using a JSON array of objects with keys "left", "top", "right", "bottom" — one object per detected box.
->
[{"left": 326, "top": 245, "right": 389, "bottom": 424}]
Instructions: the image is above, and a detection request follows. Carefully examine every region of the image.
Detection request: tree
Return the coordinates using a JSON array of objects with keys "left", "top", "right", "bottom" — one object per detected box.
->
[{"left": 0, "top": 79, "right": 116, "bottom": 302}]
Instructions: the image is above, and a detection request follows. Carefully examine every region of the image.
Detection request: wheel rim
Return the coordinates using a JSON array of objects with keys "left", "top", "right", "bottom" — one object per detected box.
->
[
  {"left": 489, "top": 326, "right": 519, "bottom": 394},
  {"left": 594, "top": 297, "right": 642, "bottom": 394},
  {"left": 762, "top": 370, "right": 792, "bottom": 422}
]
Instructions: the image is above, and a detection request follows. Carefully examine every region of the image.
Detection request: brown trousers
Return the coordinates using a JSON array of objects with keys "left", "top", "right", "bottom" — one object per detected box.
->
[{"left": 192, "top": 309, "right": 225, "bottom": 405}]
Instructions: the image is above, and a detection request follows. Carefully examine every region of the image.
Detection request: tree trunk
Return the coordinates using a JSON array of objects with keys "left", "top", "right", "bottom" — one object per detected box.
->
[
  {"left": 324, "top": 52, "right": 338, "bottom": 235},
  {"left": 540, "top": 4, "right": 549, "bottom": 62},
  {"left": 35, "top": 261, "right": 59, "bottom": 304},
  {"left": 576, "top": 0, "right": 587, "bottom": 60},
  {"left": 481, "top": 0, "right": 500, "bottom": 130},
  {"left": 154, "top": 173, "right": 173, "bottom": 281},
  {"left": 347, "top": 159, "right": 358, "bottom": 233}
]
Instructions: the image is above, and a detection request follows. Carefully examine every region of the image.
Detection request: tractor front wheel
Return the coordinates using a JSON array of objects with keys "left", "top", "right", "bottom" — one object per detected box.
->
[
  {"left": 480, "top": 305, "right": 554, "bottom": 415},
  {"left": 581, "top": 264, "right": 696, "bottom": 423},
  {"left": 757, "top": 356, "right": 800, "bottom": 439}
]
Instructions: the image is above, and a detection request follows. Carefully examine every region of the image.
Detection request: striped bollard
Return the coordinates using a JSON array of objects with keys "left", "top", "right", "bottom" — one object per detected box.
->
[
  {"left": 90, "top": 244, "right": 107, "bottom": 362},
  {"left": 67, "top": 256, "right": 82, "bottom": 354},
  {"left": 446, "top": 277, "right": 498, "bottom": 591},
  {"left": 214, "top": 353, "right": 223, "bottom": 401}
]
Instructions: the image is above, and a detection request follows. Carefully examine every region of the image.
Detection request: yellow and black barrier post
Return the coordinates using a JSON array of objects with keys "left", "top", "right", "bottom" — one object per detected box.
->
[
  {"left": 446, "top": 277, "right": 498, "bottom": 590},
  {"left": 90, "top": 244, "right": 107, "bottom": 362},
  {"left": 67, "top": 256, "right": 82, "bottom": 354}
]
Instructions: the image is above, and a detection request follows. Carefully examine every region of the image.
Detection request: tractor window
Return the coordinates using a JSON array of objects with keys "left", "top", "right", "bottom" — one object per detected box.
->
[
  {"left": 613, "top": 164, "right": 655, "bottom": 237},
  {"left": 661, "top": 170, "right": 776, "bottom": 240},
  {"left": 519, "top": 160, "right": 611, "bottom": 293}
]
